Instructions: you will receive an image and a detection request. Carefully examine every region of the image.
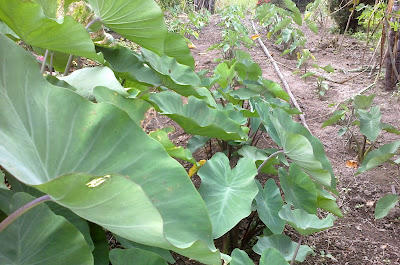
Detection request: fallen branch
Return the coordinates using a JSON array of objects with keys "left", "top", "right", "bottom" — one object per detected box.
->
[{"left": 250, "top": 20, "right": 311, "bottom": 133}]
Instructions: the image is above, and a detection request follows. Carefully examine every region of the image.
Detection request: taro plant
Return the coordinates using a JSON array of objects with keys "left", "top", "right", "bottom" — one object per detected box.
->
[
  {"left": 0, "top": 0, "right": 340, "bottom": 264},
  {"left": 255, "top": 0, "right": 320, "bottom": 55},
  {"left": 322, "top": 94, "right": 400, "bottom": 167},
  {"left": 294, "top": 49, "right": 335, "bottom": 99},
  {"left": 207, "top": 5, "right": 255, "bottom": 59}
]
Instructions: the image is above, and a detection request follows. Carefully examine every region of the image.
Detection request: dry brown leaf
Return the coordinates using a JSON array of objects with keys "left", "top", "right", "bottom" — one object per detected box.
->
[
  {"left": 251, "top": 34, "right": 260, "bottom": 40},
  {"left": 345, "top": 160, "right": 358, "bottom": 168}
]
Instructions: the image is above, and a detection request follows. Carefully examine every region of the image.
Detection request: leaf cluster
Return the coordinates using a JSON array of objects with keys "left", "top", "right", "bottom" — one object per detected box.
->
[{"left": 0, "top": 0, "right": 341, "bottom": 264}]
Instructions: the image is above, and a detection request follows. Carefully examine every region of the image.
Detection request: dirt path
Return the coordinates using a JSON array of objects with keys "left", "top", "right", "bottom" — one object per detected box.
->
[{"left": 189, "top": 14, "right": 400, "bottom": 265}]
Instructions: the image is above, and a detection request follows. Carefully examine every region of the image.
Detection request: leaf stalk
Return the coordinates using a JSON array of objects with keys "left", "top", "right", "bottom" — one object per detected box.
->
[{"left": 0, "top": 194, "right": 52, "bottom": 233}]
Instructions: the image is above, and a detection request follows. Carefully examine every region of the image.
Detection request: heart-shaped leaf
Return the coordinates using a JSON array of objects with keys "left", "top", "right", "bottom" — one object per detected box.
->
[
  {"left": 230, "top": 249, "right": 253, "bottom": 265},
  {"left": 141, "top": 49, "right": 201, "bottom": 97},
  {"left": 358, "top": 106, "right": 382, "bottom": 141},
  {"left": 264, "top": 107, "right": 336, "bottom": 191},
  {"left": 279, "top": 164, "right": 317, "bottom": 214},
  {"left": 198, "top": 153, "right": 258, "bottom": 238},
  {"left": 357, "top": 140, "right": 400, "bottom": 173},
  {"left": 149, "top": 91, "right": 247, "bottom": 141},
  {"left": 96, "top": 45, "right": 162, "bottom": 86},
  {"left": 93, "top": 86, "right": 151, "bottom": 124},
  {"left": 86, "top": 0, "right": 167, "bottom": 55},
  {"left": 259, "top": 248, "right": 288, "bottom": 265},
  {"left": 0, "top": 0, "right": 102, "bottom": 61},
  {"left": 59, "top": 67, "right": 128, "bottom": 100},
  {"left": 164, "top": 32, "right": 195, "bottom": 69},
  {"left": 255, "top": 180, "right": 285, "bottom": 234},
  {"left": 0, "top": 34, "right": 219, "bottom": 264},
  {"left": 0, "top": 192, "right": 93, "bottom": 265},
  {"left": 375, "top": 194, "right": 399, "bottom": 219},
  {"left": 278, "top": 204, "right": 336, "bottom": 235},
  {"left": 253, "top": 234, "right": 313, "bottom": 262}
]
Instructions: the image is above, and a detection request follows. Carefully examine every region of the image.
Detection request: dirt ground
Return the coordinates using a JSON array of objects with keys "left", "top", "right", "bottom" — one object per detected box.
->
[{"left": 147, "top": 13, "right": 400, "bottom": 265}]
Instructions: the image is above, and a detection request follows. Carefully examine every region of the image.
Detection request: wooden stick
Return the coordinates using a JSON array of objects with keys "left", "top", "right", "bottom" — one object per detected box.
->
[{"left": 251, "top": 20, "right": 311, "bottom": 133}]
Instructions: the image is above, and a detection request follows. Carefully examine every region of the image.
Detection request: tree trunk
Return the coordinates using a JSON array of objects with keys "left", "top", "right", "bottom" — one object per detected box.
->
[
  {"left": 385, "top": 1, "right": 400, "bottom": 90},
  {"left": 194, "top": 0, "right": 215, "bottom": 13}
]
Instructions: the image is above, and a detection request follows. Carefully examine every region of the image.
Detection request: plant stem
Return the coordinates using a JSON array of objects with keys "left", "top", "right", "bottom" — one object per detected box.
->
[
  {"left": 49, "top": 51, "right": 54, "bottom": 76},
  {"left": 40, "top": 49, "right": 49, "bottom": 74},
  {"left": 222, "top": 232, "right": 231, "bottom": 254},
  {"left": 257, "top": 150, "right": 284, "bottom": 173},
  {"left": 290, "top": 235, "right": 304, "bottom": 265},
  {"left": 63, "top": 55, "right": 74, "bottom": 76},
  {"left": 0, "top": 195, "right": 52, "bottom": 233},
  {"left": 63, "top": 17, "right": 101, "bottom": 76}
]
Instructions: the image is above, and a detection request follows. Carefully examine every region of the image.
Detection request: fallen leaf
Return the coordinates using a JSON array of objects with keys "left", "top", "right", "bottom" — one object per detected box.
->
[
  {"left": 198, "top": 52, "right": 207, "bottom": 55},
  {"left": 345, "top": 160, "right": 358, "bottom": 168},
  {"left": 366, "top": 200, "right": 375, "bottom": 207},
  {"left": 188, "top": 160, "right": 206, "bottom": 177},
  {"left": 251, "top": 34, "right": 261, "bottom": 40},
  {"left": 188, "top": 43, "right": 196, "bottom": 49}
]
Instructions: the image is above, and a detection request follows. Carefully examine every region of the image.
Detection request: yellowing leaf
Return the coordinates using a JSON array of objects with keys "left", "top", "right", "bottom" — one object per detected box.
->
[
  {"left": 251, "top": 34, "right": 260, "bottom": 40},
  {"left": 188, "top": 160, "right": 206, "bottom": 177},
  {"left": 188, "top": 43, "right": 196, "bottom": 49},
  {"left": 345, "top": 160, "right": 358, "bottom": 169}
]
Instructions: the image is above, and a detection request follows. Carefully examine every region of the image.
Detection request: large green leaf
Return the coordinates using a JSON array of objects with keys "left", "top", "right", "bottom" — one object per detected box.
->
[
  {"left": 149, "top": 91, "right": 247, "bottom": 141},
  {"left": 0, "top": 34, "right": 219, "bottom": 264},
  {"left": 93, "top": 86, "right": 151, "bottom": 124},
  {"left": 198, "top": 153, "right": 258, "bottom": 238},
  {"left": 230, "top": 249, "right": 253, "bottom": 265},
  {"left": 279, "top": 164, "right": 317, "bottom": 214},
  {"left": 96, "top": 45, "right": 162, "bottom": 86},
  {"left": 267, "top": 108, "right": 336, "bottom": 191},
  {"left": 321, "top": 110, "right": 346, "bottom": 128},
  {"left": 358, "top": 106, "right": 382, "bottom": 141},
  {"left": 282, "top": 0, "right": 302, "bottom": 25},
  {"left": 164, "top": 32, "right": 195, "bottom": 69},
  {"left": 316, "top": 185, "right": 342, "bottom": 217},
  {"left": 259, "top": 248, "right": 288, "bottom": 265},
  {"left": 86, "top": 0, "right": 167, "bottom": 55},
  {"left": 0, "top": 192, "right": 93, "bottom": 265},
  {"left": 357, "top": 140, "right": 400, "bottom": 173},
  {"left": 278, "top": 204, "right": 336, "bottom": 235},
  {"left": 141, "top": 48, "right": 200, "bottom": 97},
  {"left": 253, "top": 234, "right": 313, "bottom": 262},
  {"left": 0, "top": 0, "right": 102, "bottom": 61},
  {"left": 110, "top": 248, "right": 167, "bottom": 265},
  {"left": 115, "top": 235, "right": 175, "bottom": 264},
  {"left": 255, "top": 180, "right": 285, "bottom": 234},
  {"left": 59, "top": 66, "right": 129, "bottom": 100},
  {"left": 375, "top": 194, "right": 399, "bottom": 219}
]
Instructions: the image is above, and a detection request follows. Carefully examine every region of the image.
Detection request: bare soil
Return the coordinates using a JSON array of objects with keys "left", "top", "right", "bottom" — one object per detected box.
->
[{"left": 147, "top": 14, "right": 400, "bottom": 265}]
